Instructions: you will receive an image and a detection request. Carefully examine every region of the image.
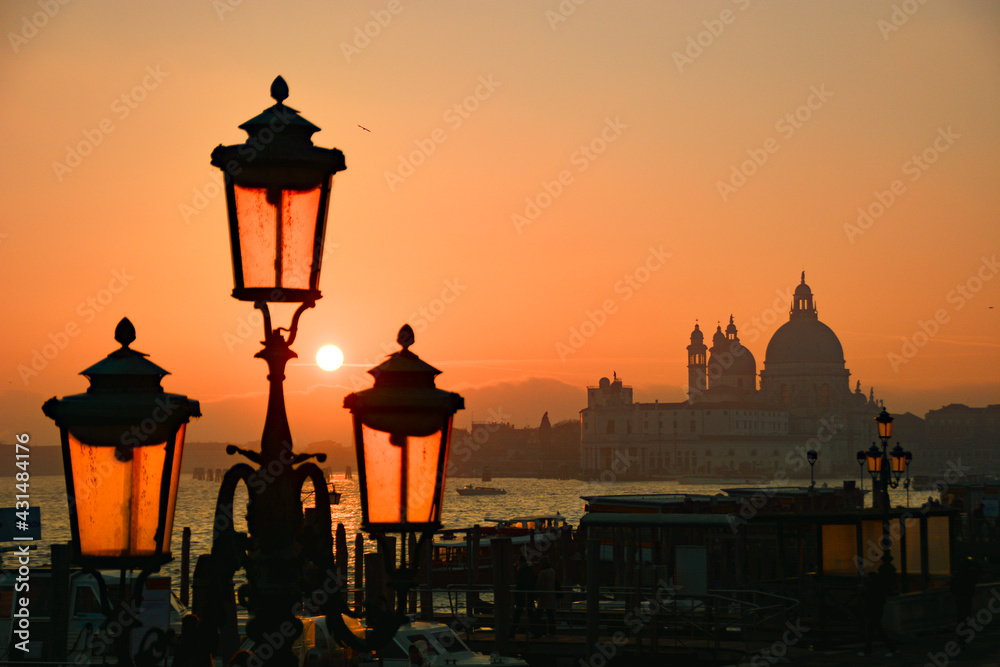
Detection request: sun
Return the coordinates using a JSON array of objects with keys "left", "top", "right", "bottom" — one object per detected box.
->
[{"left": 316, "top": 344, "right": 344, "bottom": 371}]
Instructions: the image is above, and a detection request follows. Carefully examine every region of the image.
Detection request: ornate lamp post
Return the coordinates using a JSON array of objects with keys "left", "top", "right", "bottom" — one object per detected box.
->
[
  {"left": 807, "top": 449, "right": 818, "bottom": 490},
  {"left": 861, "top": 408, "right": 912, "bottom": 575},
  {"left": 206, "top": 76, "right": 346, "bottom": 667},
  {"left": 337, "top": 324, "right": 464, "bottom": 648},
  {"left": 42, "top": 318, "right": 200, "bottom": 664}
]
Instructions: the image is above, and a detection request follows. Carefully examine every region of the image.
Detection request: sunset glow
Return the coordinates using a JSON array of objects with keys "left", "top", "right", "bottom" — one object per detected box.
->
[{"left": 2, "top": 2, "right": 997, "bottom": 450}]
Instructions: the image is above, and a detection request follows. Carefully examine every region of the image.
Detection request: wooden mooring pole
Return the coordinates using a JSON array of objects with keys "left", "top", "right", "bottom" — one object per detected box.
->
[
  {"left": 354, "top": 533, "right": 365, "bottom": 615},
  {"left": 420, "top": 536, "right": 433, "bottom": 619},
  {"left": 587, "top": 537, "right": 600, "bottom": 652},
  {"left": 181, "top": 526, "right": 191, "bottom": 607},
  {"left": 491, "top": 536, "right": 512, "bottom": 653},
  {"left": 466, "top": 524, "right": 481, "bottom": 616},
  {"left": 336, "top": 523, "right": 348, "bottom": 603}
]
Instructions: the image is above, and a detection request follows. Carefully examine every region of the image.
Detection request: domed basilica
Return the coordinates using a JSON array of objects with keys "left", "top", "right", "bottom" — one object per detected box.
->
[{"left": 580, "top": 274, "right": 882, "bottom": 478}]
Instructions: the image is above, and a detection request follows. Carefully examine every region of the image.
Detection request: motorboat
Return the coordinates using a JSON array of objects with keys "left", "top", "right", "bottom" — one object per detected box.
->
[
  {"left": 456, "top": 485, "right": 506, "bottom": 496},
  {"left": 346, "top": 617, "right": 529, "bottom": 666},
  {"left": 239, "top": 615, "right": 529, "bottom": 666}
]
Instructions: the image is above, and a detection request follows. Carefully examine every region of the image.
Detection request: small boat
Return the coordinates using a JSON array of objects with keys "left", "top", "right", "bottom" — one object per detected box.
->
[
  {"left": 0, "top": 566, "right": 188, "bottom": 663},
  {"left": 256, "top": 615, "right": 529, "bottom": 666},
  {"left": 456, "top": 485, "right": 506, "bottom": 496},
  {"left": 430, "top": 514, "right": 571, "bottom": 586}
]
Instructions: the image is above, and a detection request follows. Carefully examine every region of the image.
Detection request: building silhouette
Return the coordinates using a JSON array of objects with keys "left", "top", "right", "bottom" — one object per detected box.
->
[{"left": 580, "top": 273, "right": 883, "bottom": 478}]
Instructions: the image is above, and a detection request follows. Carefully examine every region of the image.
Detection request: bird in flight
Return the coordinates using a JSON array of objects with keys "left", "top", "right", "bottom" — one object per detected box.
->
[{"left": 358, "top": 125, "right": 371, "bottom": 132}]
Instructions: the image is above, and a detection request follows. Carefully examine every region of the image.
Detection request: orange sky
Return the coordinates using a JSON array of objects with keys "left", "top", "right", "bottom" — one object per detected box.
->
[{"left": 2, "top": 1, "right": 998, "bottom": 450}]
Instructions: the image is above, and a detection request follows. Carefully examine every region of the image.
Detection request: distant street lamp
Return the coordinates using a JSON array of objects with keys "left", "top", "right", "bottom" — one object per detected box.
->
[
  {"left": 206, "top": 76, "right": 345, "bottom": 667},
  {"left": 42, "top": 317, "right": 200, "bottom": 664},
  {"left": 856, "top": 449, "right": 866, "bottom": 493},
  {"left": 863, "top": 408, "right": 912, "bottom": 575},
  {"left": 807, "top": 449, "right": 818, "bottom": 490}
]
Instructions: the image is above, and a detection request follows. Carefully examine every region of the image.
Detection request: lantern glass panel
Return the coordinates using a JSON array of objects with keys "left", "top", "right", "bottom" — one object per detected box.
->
[
  {"left": 359, "top": 418, "right": 452, "bottom": 527},
  {"left": 162, "top": 424, "right": 186, "bottom": 553},
  {"left": 67, "top": 427, "right": 183, "bottom": 560},
  {"left": 866, "top": 450, "right": 883, "bottom": 476},
  {"left": 890, "top": 447, "right": 907, "bottom": 475},
  {"left": 877, "top": 418, "right": 892, "bottom": 440},
  {"left": 234, "top": 185, "right": 322, "bottom": 291}
]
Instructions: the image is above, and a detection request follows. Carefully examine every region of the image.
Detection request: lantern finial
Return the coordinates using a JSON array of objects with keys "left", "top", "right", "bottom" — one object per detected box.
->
[
  {"left": 114, "top": 318, "right": 136, "bottom": 349},
  {"left": 397, "top": 324, "right": 415, "bottom": 352},
  {"left": 271, "top": 76, "right": 289, "bottom": 104}
]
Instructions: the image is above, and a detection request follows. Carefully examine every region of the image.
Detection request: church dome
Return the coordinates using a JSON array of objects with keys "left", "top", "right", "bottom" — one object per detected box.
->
[
  {"left": 729, "top": 342, "right": 757, "bottom": 375},
  {"left": 765, "top": 318, "right": 845, "bottom": 365},
  {"left": 765, "top": 273, "right": 845, "bottom": 366},
  {"left": 712, "top": 325, "right": 726, "bottom": 348}
]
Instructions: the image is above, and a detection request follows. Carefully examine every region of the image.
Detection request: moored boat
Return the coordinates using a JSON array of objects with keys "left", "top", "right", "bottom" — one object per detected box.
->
[
  {"left": 430, "top": 514, "right": 572, "bottom": 587},
  {"left": 456, "top": 485, "right": 506, "bottom": 496},
  {"left": 0, "top": 567, "right": 187, "bottom": 663}
]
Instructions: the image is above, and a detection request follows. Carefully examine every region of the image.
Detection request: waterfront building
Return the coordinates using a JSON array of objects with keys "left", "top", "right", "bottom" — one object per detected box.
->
[{"left": 580, "top": 273, "right": 882, "bottom": 478}]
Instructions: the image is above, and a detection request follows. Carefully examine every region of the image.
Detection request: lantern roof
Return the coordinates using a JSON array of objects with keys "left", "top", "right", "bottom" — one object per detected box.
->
[
  {"left": 80, "top": 318, "right": 169, "bottom": 391},
  {"left": 210, "top": 76, "right": 346, "bottom": 179},
  {"left": 237, "top": 76, "right": 322, "bottom": 138},
  {"left": 345, "top": 325, "right": 464, "bottom": 416},
  {"left": 43, "top": 318, "right": 200, "bottom": 439},
  {"left": 368, "top": 325, "right": 442, "bottom": 387}
]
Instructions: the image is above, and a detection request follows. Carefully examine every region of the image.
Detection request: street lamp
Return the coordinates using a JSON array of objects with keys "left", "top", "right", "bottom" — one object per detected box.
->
[
  {"left": 856, "top": 449, "right": 866, "bottom": 493},
  {"left": 42, "top": 317, "right": 200, "bottom": 664},
  {"left": 345, "top": 325, "right": 464, "bottom": 534},
  {"left": 864, "top": 408, "right": 912, "bottom": 577},
  {"left": 205, "top": 76, "right": 346, "bottom": 667},
  {"left": 807, "top": 449, "right": 818, "bottom": 490},
  {"left": 339, "top": 324, "right": 464, "bottom": 646}
]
